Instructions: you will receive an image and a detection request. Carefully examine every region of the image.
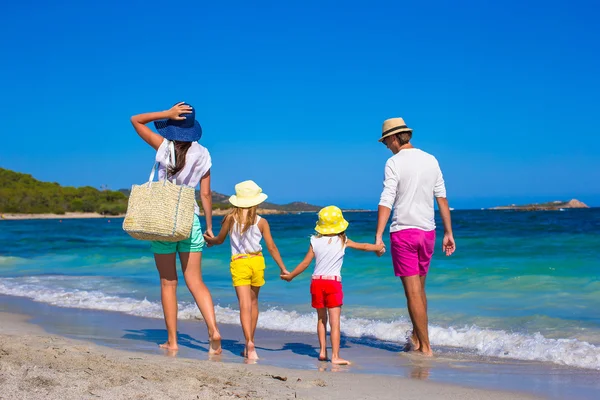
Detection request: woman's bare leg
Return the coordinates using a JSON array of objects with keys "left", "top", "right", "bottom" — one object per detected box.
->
[
  {"left": 180, "top": 252, "right": 222, "bottom": 355},
  {"left": 154, "top": 253, "right": 179, "bottom": 350}
]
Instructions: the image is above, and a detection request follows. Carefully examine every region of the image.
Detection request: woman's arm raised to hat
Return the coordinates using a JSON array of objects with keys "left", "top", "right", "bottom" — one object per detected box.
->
[
  {"left": 130, "top": 103, "right": 192, "bottom": 150},
  {"left": 259, "top": 218, "right": 289, "bottom": 275}
]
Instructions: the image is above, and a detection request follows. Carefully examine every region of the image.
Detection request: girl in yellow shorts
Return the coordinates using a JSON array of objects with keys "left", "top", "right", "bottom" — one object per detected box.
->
[{"left": 204, "top": 180, "right": 289, "bottom": 360}]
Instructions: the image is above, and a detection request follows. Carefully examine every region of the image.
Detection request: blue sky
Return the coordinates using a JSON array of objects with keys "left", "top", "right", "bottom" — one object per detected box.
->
[{"left": 1, "top": 1, "right": 599, "bottom": 209}]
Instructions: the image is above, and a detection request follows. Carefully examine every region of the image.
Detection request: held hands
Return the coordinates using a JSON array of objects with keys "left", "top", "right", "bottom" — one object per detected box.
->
[
  {"left": 280, "top": 266, "right": 293, "bottom": 282},
  {"left": 442, "top": 233, "right": 456, "bottom": 256},
  {"left": 375, "top": 236, "right": 386, "bottom": 257},
  {"left": 165, "top": 102, "right": 192, "bottom": 120},
  {"left": 203, "top": 231, "right": 216, "bottom": 247},
  {"left": 280, "top": 273, "right": 294, "bottom": 282}
]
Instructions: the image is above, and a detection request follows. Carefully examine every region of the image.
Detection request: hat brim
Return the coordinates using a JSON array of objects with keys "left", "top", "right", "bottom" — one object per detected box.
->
[
  {"left": 315, "top": 219, "right": 349, "bottom": 235},
  {"left": 154, "top": 120, "right": 202, "bottom": 142},
  {"left": 378, "top": 128, "right": 413, "bottom": 142},
  {"left": 228, "top": 193, "right": 268, "bottom": 208}
]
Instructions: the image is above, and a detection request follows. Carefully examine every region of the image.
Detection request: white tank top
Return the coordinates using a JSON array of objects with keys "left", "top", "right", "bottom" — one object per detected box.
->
[
  {"left": 311, "top": 235, "right": 346, "bottom": 278},
  {"left": 230, "top": 216, "right": 263, "bottom": 255}
]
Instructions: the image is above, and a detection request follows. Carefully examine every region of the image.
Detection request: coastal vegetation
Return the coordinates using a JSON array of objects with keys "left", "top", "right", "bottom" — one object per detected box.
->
[
  {"left": 0, "top": 168, "right": 128, "bottom": 215},
  {"left": 1, "top": 168, "right": 321, "bottom": 216}
]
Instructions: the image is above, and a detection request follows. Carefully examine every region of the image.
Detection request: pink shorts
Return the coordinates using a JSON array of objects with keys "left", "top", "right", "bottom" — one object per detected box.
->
[{"left": 390, "top": 229, "right": 436, "bottom": 277}]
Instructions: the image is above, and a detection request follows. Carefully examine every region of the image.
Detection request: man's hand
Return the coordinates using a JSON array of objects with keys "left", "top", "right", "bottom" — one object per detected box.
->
[
  {"left": 280, "top": 273, "right": 293, "bottom": 282},
  {"left": 442, "top": 233, "right": 456, "bottom": 256},
  {"left": 375, "top": 236, "right": 386, "bottom": 257}
]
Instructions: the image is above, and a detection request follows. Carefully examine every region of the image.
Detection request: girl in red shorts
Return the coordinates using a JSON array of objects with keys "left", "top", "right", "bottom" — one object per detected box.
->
[{"left": 281, "top": 206, "right": 383, "bottom": 365}]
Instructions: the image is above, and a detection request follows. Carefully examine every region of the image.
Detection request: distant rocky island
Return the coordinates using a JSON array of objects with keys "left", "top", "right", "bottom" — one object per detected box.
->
[{"left": 490, "top": 199, "right": 589, "bottom": 211}]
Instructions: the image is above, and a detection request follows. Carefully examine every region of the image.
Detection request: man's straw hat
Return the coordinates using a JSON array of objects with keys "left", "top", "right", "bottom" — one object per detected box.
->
[{"left": 379, "top": 118, "right": 413, "bottom": 142}]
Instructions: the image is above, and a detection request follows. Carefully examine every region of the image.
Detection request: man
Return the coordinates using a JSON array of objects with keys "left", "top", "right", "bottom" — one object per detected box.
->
[{"left": 375, "top": 117, "right": 455, "bottom": 356}]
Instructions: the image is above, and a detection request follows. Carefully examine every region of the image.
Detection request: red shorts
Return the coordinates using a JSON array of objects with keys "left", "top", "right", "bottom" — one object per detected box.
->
[
  {"left": 390, "top": 229, "right": 436, "bottom": 277},
  {"left": 310, "top": 279, "right": 343, "bottom": 309}
]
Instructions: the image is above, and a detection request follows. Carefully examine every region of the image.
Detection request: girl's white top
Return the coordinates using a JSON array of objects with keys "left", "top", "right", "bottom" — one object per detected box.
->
[
  {"left": 155, "top": 139, "right": 211, "bottom": 215},
  {"left": 311, "top": 235, "right": 346, "bottom": 278},
  {"left": 230, "top": 216, "right": 263, "bottom": 255}
]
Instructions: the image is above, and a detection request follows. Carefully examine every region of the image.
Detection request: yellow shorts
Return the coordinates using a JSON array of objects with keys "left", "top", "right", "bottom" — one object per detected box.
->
[{"left": 230, "top": 254, "right": 266, "bottom": 287}]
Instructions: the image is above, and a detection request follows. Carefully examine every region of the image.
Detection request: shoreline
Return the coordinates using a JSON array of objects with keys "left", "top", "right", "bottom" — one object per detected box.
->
[
  {"left": 0, "top": 209, "right": 314, "bottom": 220},
  {"left": 4, "top": 294, "right": 599, "bottom": 399},
  {"left": 0, "top": 309, "right": 542, "bottom": 400},
  {"left": 0, "top": 212, "right": 121, "bottom": 220}
]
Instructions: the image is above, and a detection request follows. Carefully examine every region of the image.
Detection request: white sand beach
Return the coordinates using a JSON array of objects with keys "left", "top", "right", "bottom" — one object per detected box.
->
[{"left": 0, "top": 312, "right": 540, "bottom": 400}]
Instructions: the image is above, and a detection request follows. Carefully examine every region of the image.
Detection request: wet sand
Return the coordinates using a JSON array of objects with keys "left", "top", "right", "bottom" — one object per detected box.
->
[{"left": 0, "top": 308, "right": 543, "bottom": 400}]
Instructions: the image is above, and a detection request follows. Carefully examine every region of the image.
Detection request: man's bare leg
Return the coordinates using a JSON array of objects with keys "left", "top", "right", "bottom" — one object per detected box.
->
[
  {"left": 410, "top": 275, "right": 428, "bottom": 350},
  {"left": 401, "top": 275, "right": 432, "bottom": 356}
]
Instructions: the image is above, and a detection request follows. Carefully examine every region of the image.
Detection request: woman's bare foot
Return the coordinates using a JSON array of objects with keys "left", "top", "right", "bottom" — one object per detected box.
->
[
  {"left": 159, "top": 341, "right": 179, "bottom": 351},
  {"left": 246, "top": 341, "right": 259, "bottom": 360},
  {"left": 208, "top": 332, "right": 222, "bottom": 355},
  {"left": 318, "top": 352, "right": 329, "bottom": 362},
  {"left": 331, "top": 356, "right": 351, "bottom": 365}
]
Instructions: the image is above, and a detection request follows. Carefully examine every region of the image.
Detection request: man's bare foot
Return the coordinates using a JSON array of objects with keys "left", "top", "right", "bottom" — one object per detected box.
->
[
  {"left": 246, "top": 342, "right": 259, "bottom": 360},
  {"left": 418, "top": 347, "right": 433, "bottom": 357},
  {"left": 331, "top": 356, "right": 351, "bottom": 365},
  {"left": 209, "top": 332, "right": 222, "bottom": 355},
  {"left": 159, "top": 341, "right": 179, "bottom": 351}
]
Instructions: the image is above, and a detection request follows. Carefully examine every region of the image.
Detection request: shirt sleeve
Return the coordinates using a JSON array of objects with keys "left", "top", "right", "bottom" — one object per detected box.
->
[
  {"left": 434, "top": 161, "right": 447, "bottom": 198},
  {"left": 184, "top": 144, "right": 212, "bottom": 187},
  {"left": 154, "top": 138, "right": 168, "bottom": 164},
  {"left": 378, "top": 158, "right": 398, "bottom": 209}
]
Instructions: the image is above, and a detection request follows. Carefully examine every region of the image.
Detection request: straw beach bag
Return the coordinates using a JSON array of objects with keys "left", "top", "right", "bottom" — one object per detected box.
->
[{"left": 123, "top": 141, "right": 196, "bottom": 242}]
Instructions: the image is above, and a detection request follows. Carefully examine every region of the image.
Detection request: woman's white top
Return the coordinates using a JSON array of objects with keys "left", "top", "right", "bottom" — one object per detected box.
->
[
  {"left": 311, "top": 235, "right": 346, "bottom": 278},
  {"left": 155, "top": 139, "right": 211, "bottom": 215},
  {"left": 230, "top": 216, "right": 263, "bottom": 255}
]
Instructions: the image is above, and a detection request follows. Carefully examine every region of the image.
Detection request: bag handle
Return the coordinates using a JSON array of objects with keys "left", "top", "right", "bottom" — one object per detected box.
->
[{"left": 147, "top": 141, "right": 176, "bottom": 186}]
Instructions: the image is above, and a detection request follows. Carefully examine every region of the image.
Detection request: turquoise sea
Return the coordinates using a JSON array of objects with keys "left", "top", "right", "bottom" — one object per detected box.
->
[{"left": 1, "top": 209, "right": 599, "bottom": 373}]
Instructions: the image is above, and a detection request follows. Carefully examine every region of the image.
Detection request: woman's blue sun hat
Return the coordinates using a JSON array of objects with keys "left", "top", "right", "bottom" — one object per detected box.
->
[{"left": 154, "top": 103, "right": 202, "bottom": 142}]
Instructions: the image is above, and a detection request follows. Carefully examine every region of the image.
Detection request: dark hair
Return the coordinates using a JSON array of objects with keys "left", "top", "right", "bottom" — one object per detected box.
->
[
  {"left": 395, "top": 132, "right": 412, "bottom": 146},
  {"left": 168, "top": 140, "right": 193, "bottom": 177}
]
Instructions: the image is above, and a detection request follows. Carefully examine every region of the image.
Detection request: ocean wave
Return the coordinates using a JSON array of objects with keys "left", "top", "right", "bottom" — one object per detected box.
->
[
  {"left": 0, "top": 256, "right": 28, "bottom": 265},
  {"left": 0, "top": 277, "right": 599, "bottom": 370}
]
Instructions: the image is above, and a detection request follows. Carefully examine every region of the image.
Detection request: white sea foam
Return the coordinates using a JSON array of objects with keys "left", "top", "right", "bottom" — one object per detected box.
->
[{"left": 1, "top": 277, "right": 599, "bottom": 370}]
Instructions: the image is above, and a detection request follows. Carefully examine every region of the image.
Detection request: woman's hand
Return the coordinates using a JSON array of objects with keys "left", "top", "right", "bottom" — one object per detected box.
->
[
  {"left": 165, "top": 102, "right": 193, "bottom": 120},
  {"left": 203, "top": 233, "right": 216, "bottom": 247}
]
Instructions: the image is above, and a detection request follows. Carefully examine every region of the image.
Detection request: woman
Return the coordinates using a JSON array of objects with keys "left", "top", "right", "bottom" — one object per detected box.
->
[{"left": 130, "top": 102, "right": 221, "bottom": 355}]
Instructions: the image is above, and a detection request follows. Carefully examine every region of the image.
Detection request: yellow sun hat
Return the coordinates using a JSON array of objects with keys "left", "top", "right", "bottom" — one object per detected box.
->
[
  {"left": 228, "top": 180, "right": 268, "bottom": 208},
  {"left": 315, "top": 206, "right": 349, "bottom": 235}
]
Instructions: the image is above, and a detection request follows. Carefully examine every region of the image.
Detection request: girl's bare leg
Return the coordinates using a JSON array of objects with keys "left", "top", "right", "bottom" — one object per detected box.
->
[
  {"left": 235, "top": 285, "right": 258, "bottom": 359},
  {"left": 328, "top": 307, "right": 350, "bottom": 365},
  {"left": 316, "top": 308, "right": 328, "bottom": 361},
  {"left": 250, "top": 286, "right": 261, "bottom": 343}
]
